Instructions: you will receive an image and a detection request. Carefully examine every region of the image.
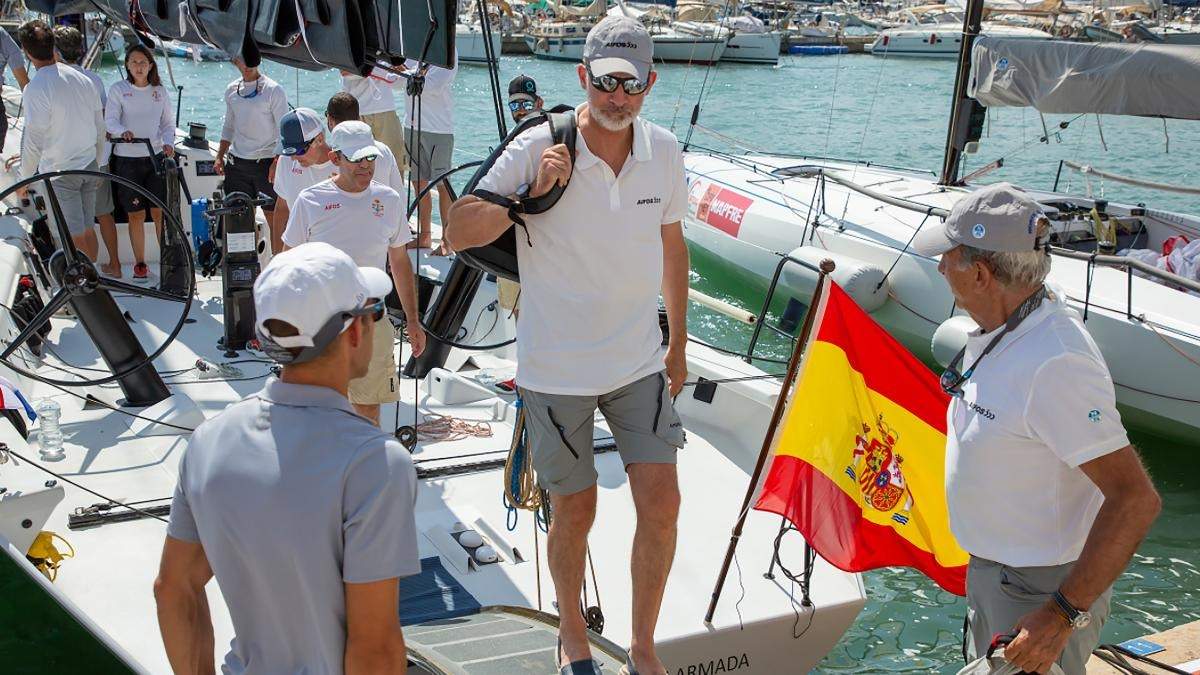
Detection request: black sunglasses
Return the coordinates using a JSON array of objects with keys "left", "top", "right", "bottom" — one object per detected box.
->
[
  {"left": 336, "top": 151, "right": 378, "bottom": 165},
  {"left": 508, "top": 100, "right": 537, "bottom": 112},
  {"left": 587, "top": 68, "right": 649, "bottom": 95}
]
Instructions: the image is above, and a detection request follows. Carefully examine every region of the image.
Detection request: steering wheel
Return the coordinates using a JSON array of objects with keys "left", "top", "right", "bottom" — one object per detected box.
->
[{"left": 0, "top": 164, "right": 195, "bottom": 386}]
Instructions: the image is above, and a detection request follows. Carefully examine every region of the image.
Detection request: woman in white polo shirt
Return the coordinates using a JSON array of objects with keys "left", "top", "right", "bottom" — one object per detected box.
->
[
  {"left": 105, "top": 45, "right": 174, "bottom": 280},
  {"left": 913, "top": 183, "right": 1161, "bottom": 675}
]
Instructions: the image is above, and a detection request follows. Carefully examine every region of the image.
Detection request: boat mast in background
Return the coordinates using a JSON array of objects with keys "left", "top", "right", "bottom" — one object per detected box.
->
[{"left": 938, "top": 0, "right": 985, "bottom": 186}]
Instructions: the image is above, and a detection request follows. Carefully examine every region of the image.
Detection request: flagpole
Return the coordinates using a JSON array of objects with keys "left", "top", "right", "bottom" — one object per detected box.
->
[{"left": 704, "top": 259, "right": 835, "bottom": 624}]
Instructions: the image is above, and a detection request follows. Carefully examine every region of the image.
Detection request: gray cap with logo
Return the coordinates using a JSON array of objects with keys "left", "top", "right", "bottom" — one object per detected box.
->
[
  {"left": 913, "top": 182, "right": 1048, "bottom": 256},
  {"left": 583, "top": 16, "right": 654, "bottom": 82}
]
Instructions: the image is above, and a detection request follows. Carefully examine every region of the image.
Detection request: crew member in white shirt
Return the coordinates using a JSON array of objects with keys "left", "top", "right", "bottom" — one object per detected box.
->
[
  {"left": 17, "top": 20, "right": 105, "bottom": 259},
  {"left": 105, "top": 45, "right": 174, "bottom": 280},
  {"left": 282, "top": 122, "right": 427, "bottom": 426},
  {"left": 325, "top": 92, "right": 405, "bottom": 194},
  {"left": 0, "top": 28, "right": 28, "bottom": 153},
  {"left": 270, "top": 108, "right": 332, "bottom": 255},
  {"left": 403, "top": 54, "right": 457, "bottom": 250},
  {"left": 53, "top": 25, "right": 122, "bottom": 278},
  {"left": 339, "top": 66, "right": 407, "bottom": 169},
  {"left": 216, "top": 57, "right": 288, "bottom": 225},
  {"left": 271, "top": 95, "right": 406, "bottom": 254},
  {"left": 446, "top": 18, "right": 688, "bottom": 675},
  {"left": 913, "top": 183, "right": 1161, "bottom": 675}
]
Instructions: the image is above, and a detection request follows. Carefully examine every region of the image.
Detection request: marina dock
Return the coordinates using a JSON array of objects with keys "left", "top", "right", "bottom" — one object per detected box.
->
[{"left": 1088, "top": 620, "right": 1200, "bottom": 674}]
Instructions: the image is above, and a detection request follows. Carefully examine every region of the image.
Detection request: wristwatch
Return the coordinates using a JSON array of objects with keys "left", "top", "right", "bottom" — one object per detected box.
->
[{"left": 1052, "top": 590, "right": 1092, "bottom": 630}]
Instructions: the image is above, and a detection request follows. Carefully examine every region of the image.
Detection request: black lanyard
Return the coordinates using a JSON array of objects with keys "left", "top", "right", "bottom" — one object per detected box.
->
[{"left": 941, "top": 286, "right": 1049, "bottom": 397}]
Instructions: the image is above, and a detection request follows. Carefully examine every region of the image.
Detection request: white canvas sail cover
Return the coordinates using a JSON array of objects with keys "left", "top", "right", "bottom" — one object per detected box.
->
[{"left": 969, "top": 36, "right": 1200, "bottom": 120}]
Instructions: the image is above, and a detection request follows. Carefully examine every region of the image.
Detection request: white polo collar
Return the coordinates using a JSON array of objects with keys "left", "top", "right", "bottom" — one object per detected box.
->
[{"left": 572, "top": 104, "right": 653, "bottom": 172}]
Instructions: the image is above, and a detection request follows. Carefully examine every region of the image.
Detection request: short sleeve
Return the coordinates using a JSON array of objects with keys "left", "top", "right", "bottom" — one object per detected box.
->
[
  {"left": 281, "top": 193, "right": 312, "bottom": 247},
  {"left": 166, "top": 453, "right": 200, "bottom": 542},
  {"left": 1024, "top": 353, "right": 1130, "bottom": 467},
  {"left": 376, "top": 144, "right": 406, "bottom": 194},
  {"left": 661, "top": 143, "right": 688, "bottom": 225},
  {"left": 273, "top": 158, "right": 296, "bottom": 205},
  {"left": 1, "top": 31, "right": 22, "bottom": 64},
  {"left": 472, "top": 127, "right": 545, "bottom": 198},
  {"left": 342, "top": 438, "right": 421, "bottom": 582}
]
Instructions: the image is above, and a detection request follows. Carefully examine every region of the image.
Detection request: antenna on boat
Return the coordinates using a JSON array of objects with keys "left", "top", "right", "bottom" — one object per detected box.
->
[{"left": 938, "top": 0, "right": 986, "bottom": 186}]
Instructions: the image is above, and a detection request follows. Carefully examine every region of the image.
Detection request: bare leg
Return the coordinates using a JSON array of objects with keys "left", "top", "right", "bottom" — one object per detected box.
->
[
  {"left": 129, "top": 210, "right": 147, "bottom": 266},
  {"left": 548, "top": 486, "right": 598, "bottom": 667},
  {"left": 97, "top": 214, "right": 121, "bottom": 277},
  {"left": 407, "top": 179, "right": 434, "bottom": 249},
  {"left": 352, "top": 403, "right": 381, "bottom": 427},
  {"left": 151, "top": 208, "right": 164, "bottom": 247},
  {"left": 434, "top": 183, "right": 454, "bottom": 255},
  {"left": 73, "top": 229, "right": 99, "bottom": 261},
  {"left": 626, "top": 463, "right": 680, "bottom": 675}
]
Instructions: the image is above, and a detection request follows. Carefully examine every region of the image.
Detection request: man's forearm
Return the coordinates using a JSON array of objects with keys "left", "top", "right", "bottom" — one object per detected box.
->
[
  {"left": 215, "top": 140, "right": 231, "bottom": 159},
  {"left": 1060, "top": 489, "right": 1160, "bottom": 609},
  {"left": 388, "top": 248, "right": 422, "bottom": 324},
  {"left": 345, "top": 631, "right": 407, "bottom": 675},
  {"left": 156, "top": 588, "right": 215, "bottom": 674},
  {"left": 662, "top": 230, "right": 690, "bottom": 352},
  {"left": 444, "top": 197, "right": 514, "bottom": 250},
  {"left": 271, "top": 200, "right": 289, "bottom": 254}
]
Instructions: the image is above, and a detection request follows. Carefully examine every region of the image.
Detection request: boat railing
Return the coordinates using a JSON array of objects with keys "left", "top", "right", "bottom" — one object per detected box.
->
[
  {"left": 744, "top": 254, "right": 827, "bottom": 362},
  {"left": 796, "top": 166, "right": 1200, "bottom": 317}
]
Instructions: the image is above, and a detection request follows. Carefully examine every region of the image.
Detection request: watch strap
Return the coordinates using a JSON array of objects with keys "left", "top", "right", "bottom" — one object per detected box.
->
[{"left": 1052, "top": 590, "right": 1081, "bottom": 623}]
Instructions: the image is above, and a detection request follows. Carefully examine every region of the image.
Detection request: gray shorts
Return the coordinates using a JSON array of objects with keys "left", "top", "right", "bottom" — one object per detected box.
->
[
  {"left": 966, "top": 557, "right": 1111, "bottom": 675},
  {"left": 519, "top": 371, "right": 685, "bottom": 495},
  {"left": 94, "top": 165, "right": 114, "bottom": 217},
  {"left": 40, "top": 162, "right": 101, "bottom": 237},
  {"left": 403, "top": 128, "right": 454, "bottom": 182}
]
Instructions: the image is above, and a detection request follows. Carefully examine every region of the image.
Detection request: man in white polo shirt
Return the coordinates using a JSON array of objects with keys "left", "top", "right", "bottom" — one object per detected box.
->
[
  {"left": 445, "top": 17, "right": 688, "bottom": 675},
  {"left": 913, "top": 183, "right": 1161, "bottom": 675},
  {"left": 155, "top": 242, "right": 419, "bottom": 674},
  {"left": 282, "top": 121, "right": 426, "bottom": 426},
  {"left": 216, "top": 57, "right": 288, "bottom": 225},
  {"left": 17, "top": 20, "right": 105, "bottom": 258},
  {"left": 272, "top": 98, "right": 407, "bottom": 254}
]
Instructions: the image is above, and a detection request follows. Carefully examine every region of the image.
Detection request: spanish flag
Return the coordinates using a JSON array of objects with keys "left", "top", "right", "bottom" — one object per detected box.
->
[{"left": 753, "top": 280, "right": 968, "bottom": 595}]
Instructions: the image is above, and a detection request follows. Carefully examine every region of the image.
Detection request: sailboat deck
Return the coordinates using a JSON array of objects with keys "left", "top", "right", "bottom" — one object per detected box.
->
[{"left": 0, "top": 271, "right": 865, "bottom": 673}]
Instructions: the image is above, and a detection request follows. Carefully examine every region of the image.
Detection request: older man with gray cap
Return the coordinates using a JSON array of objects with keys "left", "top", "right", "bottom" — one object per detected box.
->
[
  {"left": 914, "top": 183, "right": 1160, "bottom": 675},
  {"left": 447, "top": 15, "right": 688, "bottom": 675},
  {"left": 155, "top": 242, "right": 419, "bottom": 674}
]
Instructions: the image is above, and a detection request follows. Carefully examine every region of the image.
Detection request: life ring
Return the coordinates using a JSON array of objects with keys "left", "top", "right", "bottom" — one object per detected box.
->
[
  {"left": 1058, "top": 25, "right": 1072, "bottom": 38},
  {"left": 535, "top": 9, "right": 548, "bottom": 20}
]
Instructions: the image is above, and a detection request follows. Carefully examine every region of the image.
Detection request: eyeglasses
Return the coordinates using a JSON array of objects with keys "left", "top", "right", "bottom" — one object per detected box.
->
[
  {"left": 508, "top": 100, "right": 537, "bottom": 112},
  {"left": 587, "top": 68, "right": 650, "bottom": 95},
  {"left": 337, "top": 152, "right": 378, "bottom": 165},
  {"left": 361, "top": 298, "right": 386, "bottom": 323},
  {"left": 236, "top": 79, "right": 262, "bottom": 99},
  {"left": 939, "top": 366, "right": 970, "bottom": 399}
]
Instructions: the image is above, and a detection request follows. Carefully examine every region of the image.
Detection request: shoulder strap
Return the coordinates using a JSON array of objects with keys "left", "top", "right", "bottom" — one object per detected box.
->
[{"left": 520, "top": 110, "right": 576, "bottom": 215}]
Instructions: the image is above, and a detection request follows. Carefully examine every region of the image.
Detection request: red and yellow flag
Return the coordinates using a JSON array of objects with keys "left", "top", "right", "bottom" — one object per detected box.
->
[{"left": 753, "top": 281, "right": 968, "bottom": 595}]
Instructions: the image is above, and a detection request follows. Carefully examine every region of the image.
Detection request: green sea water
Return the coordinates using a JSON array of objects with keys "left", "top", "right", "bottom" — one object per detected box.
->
[{"left": 0, "top": 52, "right": 1196, "bottom": 673}]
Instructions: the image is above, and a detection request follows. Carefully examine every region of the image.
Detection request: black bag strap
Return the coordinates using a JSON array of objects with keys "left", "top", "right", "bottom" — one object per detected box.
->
[{"left": 519, "top": 109, "right": 577, "bottom": 215}]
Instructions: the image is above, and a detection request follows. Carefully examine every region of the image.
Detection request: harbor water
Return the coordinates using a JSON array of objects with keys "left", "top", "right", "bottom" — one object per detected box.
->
[{"left": 0, "top": 53, "right": 1196, "bottom": 673}]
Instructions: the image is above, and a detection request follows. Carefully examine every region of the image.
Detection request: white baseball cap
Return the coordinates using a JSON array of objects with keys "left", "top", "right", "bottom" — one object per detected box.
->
[
  {"left": 254, "top": 243, "right": 392, "bottom": 358},
  {"left": 328, "top": 121, "right": 380, "bottom": 162}
]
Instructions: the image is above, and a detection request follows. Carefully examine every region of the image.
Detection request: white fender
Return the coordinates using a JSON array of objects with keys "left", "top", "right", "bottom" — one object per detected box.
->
[
  {"left": 931, "top": 315, "right": 978, "bottom": 368},
  {"left": 781, "top": 246, "right": 891, "bottom": 312}
]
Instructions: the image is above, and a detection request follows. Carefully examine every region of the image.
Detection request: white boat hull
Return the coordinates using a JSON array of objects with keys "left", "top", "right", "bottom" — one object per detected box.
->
[
  {"left": 683, "top": 152, "right": 1200, "bottom": 442},
  {"left": 872, "top": 24, "right": 1052, "bottom": 57},
  {"left": 722, "top": 31, "right": 782, "bottom": 64},
  {"left": 457, "top": 24, "right": 503, "bottom": 63}
]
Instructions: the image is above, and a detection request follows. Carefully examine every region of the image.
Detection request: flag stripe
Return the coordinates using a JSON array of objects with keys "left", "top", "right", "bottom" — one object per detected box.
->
[
  {"left": 756, "top": 454, "right": 966, "bottom": 595},
  {"left": 814, "top": 284, "right": 950, "bottom": 432}
]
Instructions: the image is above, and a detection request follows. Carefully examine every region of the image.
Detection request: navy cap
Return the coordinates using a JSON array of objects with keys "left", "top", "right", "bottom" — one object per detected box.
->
[{"left": 277, "top": 108, "right": 325, "bottom": 156}]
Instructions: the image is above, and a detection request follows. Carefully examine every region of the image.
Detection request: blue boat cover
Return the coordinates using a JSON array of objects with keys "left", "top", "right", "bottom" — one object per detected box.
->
[{"left": 399, "top": 557, "right": 482, "bottom": 626}]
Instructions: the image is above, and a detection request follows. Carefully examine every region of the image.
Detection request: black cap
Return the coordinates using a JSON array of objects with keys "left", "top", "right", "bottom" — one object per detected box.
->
[{"left": 509, "top": 74, "right": 538, "bottom": 101}]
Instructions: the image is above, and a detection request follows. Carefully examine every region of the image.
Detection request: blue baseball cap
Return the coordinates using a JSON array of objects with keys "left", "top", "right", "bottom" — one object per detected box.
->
[{"left": 277, "top": 108, "right": 325, "bottom": 156}]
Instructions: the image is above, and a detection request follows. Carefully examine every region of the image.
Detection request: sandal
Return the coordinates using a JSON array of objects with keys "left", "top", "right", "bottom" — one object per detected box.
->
[{"left": 557, "top": 636, "right": 603, "bottom": 675}]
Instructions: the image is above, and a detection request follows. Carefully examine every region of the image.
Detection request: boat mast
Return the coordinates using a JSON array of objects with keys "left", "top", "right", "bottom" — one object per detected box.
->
[{"left": 938, "top": 0, "right": 986, "bottom": 185}]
